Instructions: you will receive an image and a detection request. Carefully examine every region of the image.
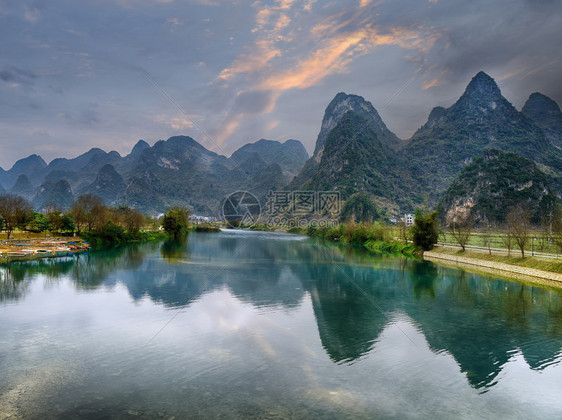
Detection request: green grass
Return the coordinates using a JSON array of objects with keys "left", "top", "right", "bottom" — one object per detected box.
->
[
  {"left": 82, "top": 229, "right": 168, "bottom": 246},
  {"left": 440, "top": 230, "right": 558, "bottom": 254},
  {"left": 192, "top": 224, "right": 221, "bottom": 232},
  {"left": 431, "top": 246, "right": 562, "bottom": 274},
  {"left": 303, "top": 222, "right": 416, "bottom": 256}
]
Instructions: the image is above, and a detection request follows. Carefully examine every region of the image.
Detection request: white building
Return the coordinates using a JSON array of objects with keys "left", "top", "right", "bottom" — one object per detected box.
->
[{"left": 404, "top": 214, "right": 414, "bottom": 226}]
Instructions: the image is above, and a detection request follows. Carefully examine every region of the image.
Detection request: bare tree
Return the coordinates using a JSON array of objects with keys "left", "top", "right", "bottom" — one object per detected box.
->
[
  {"left": 551, "top": 204, "right": 562, "bottom": 255},
  {"left": 537, "top": 207, "right": 554, "bottom": 251},
  {"left": 397, "top": 219, "right": 409, "bottom": 244},
  {"left": 506, "top": 204, "right": 531, "bottom": 258},
  {"left": 0, "top": 194, "right": 33, "bottom": 239},
  {"left": 123, "top": 208, "right": 145, "bottom": 233},
  {"left": 449, "top": 210, "right": 473, "bottom": 251},
  {"left": 70, "top": 194, "right": 106, "bottom": 234},
  {"left": 481, "top": 224, "right": 493, "bottom": 255},
  {"left": 112, "top": 206, "right": 146, "bottom": 233},
  {"left": 501, "top": 230, "right": 513, "bottom": 257}
]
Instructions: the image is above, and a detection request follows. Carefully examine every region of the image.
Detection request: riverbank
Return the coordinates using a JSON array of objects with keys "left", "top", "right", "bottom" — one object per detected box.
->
[
  {"left": 424, "top": 248, "right": 562, "bottom": 288},
  {"left": 0, "top": 237, "right": 90, "bottom": 263},
  {"left": 0, "top": 229, "right": 169, "bottom": 263},
  {"left": 290, "top": 224, "right": 417, "bottom": 256}
]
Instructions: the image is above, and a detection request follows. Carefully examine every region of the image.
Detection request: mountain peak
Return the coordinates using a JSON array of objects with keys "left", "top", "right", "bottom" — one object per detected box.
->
[
  {"left": 33, "top": 178, "right": 74, "bottom": 211},
  {"left": 230, "top": 138, "right": 308, "bottom": 179},
  {"left": 446, "top": 71, "right": 513, "bottom": 120},
  {"left": 462, "top": 71, "right": 501, "bottom": 100},
  {"left": 11, "top": 173, "right": 34, "bottom": 194},
  {"left": 130, "top": 139, "right": 150, "bottom": 157},
  {"left": 10, "top": 154, "right": 47, "bottom": 172},
  {"left": 522, "top": 92, "right": 562, "bottom": 117},
  {"left": 312, "top": 92, "right": 398, "bottom": 163},
  {"left": 522, "top": 92, "right": 562, "bottom": 147}
]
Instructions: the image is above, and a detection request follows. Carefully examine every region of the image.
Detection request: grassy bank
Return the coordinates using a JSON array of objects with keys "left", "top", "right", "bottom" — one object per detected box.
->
[
  {"left": 192, "top": 224, "right": 222, "bottom": 232},
  {"left": 439, "top": 230, "right": 559, "bottom": 255},
  {"left": 291, "top": 223, "right": 416, "bottom": 256},
  {"left": 431, "top": 246, "right": 562, "bottom": 274},
  {"left": 81, "top": 227, "right": 169, "bottom": 246}
]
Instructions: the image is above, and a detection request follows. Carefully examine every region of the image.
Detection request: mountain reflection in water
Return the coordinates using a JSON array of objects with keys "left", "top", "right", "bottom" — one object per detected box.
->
[{"left": 1, "top": 230, "right": 562, "bottom": 393}]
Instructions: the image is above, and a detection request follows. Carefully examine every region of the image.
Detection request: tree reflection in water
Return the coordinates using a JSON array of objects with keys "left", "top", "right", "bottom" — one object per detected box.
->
[{"left": 1, "top": 231, "right": 562, "bottom": 391}]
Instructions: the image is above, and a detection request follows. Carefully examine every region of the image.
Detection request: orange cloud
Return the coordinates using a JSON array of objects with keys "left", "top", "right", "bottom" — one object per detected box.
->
[
  {"left": 218, "top": 40, "right": 281, "bottom": 81},
  {"left": 266, "top": 120, "right": 280, "bottom": 132},
  {"left": 214, "top": 1, "right": 440, "bottom": 143},
  {"left": 215, "top": 120, "right": 240, "bottom": 146},
  {"left": 276, "top": 0, "right": 298, "bottom": 10},
  {"left": 422, "top": 77, "right": 440, "bottom": 90},
  {"left": 152, "top": 114, "right": 195, "bottom": 130},
  {"left": 303, "top": 0, "right": 317, "bottom": 11},
  {"left": 261, "top": 26, "right": 434, "bottom": 92}
]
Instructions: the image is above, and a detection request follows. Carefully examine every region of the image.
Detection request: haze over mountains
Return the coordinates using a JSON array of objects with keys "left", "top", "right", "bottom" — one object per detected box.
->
[
  {"left": 2, "top": 71, "right": 561, "bottom": 220},
  {"left": 0, "top": 137, "right": 309, "bottom": 214}
]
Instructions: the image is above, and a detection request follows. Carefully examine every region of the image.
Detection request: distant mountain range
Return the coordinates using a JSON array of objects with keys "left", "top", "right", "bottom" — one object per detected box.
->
[
  {"left": 0, "top": 137, "right": 308, "bottom": 214},
  {"left": 2, "top": 71, "right": 561, "bottom": 222}
]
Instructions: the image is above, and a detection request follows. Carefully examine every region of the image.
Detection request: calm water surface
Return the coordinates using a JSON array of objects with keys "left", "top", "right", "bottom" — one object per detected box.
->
[{"left": 1, "top": 230, "right": 562, "bottom": 419}]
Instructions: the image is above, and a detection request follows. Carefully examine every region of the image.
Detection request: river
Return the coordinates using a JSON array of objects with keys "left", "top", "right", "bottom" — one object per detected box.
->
[{"left": 1, "top": 230, "right": 562, "bottom": 419}]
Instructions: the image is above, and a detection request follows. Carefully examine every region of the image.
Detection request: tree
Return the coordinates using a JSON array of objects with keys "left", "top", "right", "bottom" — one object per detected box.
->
[
  {"left": 31, "top": 212, "right": 52, "bottom": 233},
  {"left": 45, "top": 203, "right": 64, "bottom": 233},
  {"left": 0, "top": 194, "right": 33, "bottom": 239},
  {"left": 448, "top": 210, "right": 473, "bottom": 251},
  {"left": 507, "top": 204, "right": 531, "bottom": 257},
  {"left": 501, "top": 230, "right": 513, "bottom": 257},
  {"left": 397, "top": 219, "right": 409, "bottom": 244},
  {"left": 60, "top": 214, "right": 76, "bottom": 233},
  {"left": 70, "top": 194, "right": 106, "bottom": 234},
  {"left": 411, "top": 209, "right": 439, "bottom": 251},
  {"left": 145, "top": 216, "right": 160, "bottom": 231},
  {"left": 481, "top": 224, "right": 493, "bottom": 256},
  {"left": 162, "top": 207, "right": 190, "bottom": 239},
  {"left": 124, "top": 209, "right": 145, "bottom": 234},
  {"left": 551, "top": 203, "right": 562, "bottom": 255},
  {"left": 113, "top": 206, "right": 145, "bottom": 234}
]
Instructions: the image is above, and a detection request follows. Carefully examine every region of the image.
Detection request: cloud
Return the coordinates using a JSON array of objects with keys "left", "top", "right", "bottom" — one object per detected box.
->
[
  {"left": 58, "top": 104, "right": 101, "bottom": 127},
  {"left": 218, "top": 40, "right": 281, "bottom": 81},
  {"left": 151, "top": 114, "right": 195, "bottom": 130},
  {"left": 213, "top": 1, "right": 440, "bottom": 142},
  {"left": 0, "top": 66, "right": 37, "bottom": 85},
  {"left": 24, "top": 6, "right": 41, "bottom": 23},
  {"left": 215, "top": 119, "right": 240, "bottom": 146},
  {"left": 233, "top": 90, "right": 277, "bottom": 114},
  {"left": 421, "top": 72, "right": 447, "bottom": 89},
  {"left": 166, "top": 17, "right": 182, "bottom": 26},
  {"left": 0, "top": 0, "right": 561, "bottom": 166}
]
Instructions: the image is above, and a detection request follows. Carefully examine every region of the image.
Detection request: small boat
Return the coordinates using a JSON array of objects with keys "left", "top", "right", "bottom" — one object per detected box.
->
[
  {"left": 6, "top": 250, "right": 34, "bottom": 257},
  {"left": 35, "top": 249, "right": 54, "bottom": 255},
  {"left": 54, "top": 247, "right": 72, "bottom": 256}
]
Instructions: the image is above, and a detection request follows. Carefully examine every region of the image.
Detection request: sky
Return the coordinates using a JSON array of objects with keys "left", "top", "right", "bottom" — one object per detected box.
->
[{"left": 1, "top": 0, "right": 561, "bottom": 169}]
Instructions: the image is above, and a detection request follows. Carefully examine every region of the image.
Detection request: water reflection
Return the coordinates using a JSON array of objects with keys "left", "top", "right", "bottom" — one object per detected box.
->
[
  {"left": 160, "top": 239, "right": 190, "bottom": 263},
  {"left": 1, "top": 231, "right": 562, "bottom": 392}
]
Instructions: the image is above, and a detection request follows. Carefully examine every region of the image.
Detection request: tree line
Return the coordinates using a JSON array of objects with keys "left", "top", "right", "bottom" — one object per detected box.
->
[
  {"left": 444, "top": 203, "right": 562, "bottom": 257},
  {"left": 0, "top": 193, "right": 156, "bottom": 240}
]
